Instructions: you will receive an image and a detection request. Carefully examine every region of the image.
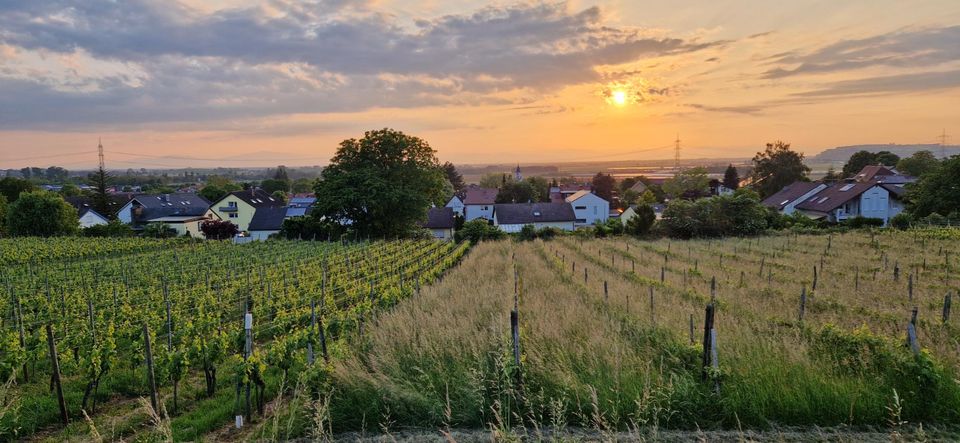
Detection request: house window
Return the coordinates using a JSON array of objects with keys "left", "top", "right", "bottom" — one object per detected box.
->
[
  {"left": 229, "top": 213, "right": 238, "bottom": 218},
  {"left": 575, "top": 206, "right": 586, "bottom": 210},
  {"left": 228, "top": 201, "right": 237, "bottom": 208}
]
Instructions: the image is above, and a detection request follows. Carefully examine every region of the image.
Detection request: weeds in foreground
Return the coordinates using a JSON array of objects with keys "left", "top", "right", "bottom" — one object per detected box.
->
[{"left": 138, "top": 397, "right": 172, "bottom": 443}]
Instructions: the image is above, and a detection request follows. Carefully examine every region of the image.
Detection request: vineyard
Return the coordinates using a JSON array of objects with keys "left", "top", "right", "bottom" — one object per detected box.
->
[
  {"left": 0, "top": 237, "right": 469, "bottom": 441},
  {"left": 329, "top": 230, "right": 960, "bottom": 440}
]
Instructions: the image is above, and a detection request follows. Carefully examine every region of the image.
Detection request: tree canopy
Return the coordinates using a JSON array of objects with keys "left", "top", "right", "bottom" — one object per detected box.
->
[
  {"left": 591, "top": 172, "right": 615, "bottom": 202},
  {"left": 896, "top": 150, "right": 940, "bottom": 177},
  {"left": 313, "top": 129, "right": 447, "bottom": 238},
  {"left": 749, "top": 141, "right": 810, "bottom": 199},
  {"left": 663, "top": 167, "right": 710, "bottom": 199},
  {"left": 841, "top": 150, "right": 899, "bottom": 178},
  {"left": 722, "top": 165, "right": 740, "bottom": 190},
  {"left": 907, "top": 156, "right": 960, "bottom": 218},
  {"left": 442, "top": 162, "right": 465, "bottom": 193},
  {"left": 6, "top": 191, "right": 78, "bottom": 237},
  {"left": 0, "top": 177, "right": 36, "bottom": 203}
]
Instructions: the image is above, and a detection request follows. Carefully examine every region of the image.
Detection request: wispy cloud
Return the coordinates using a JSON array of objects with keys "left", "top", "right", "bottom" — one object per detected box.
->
[
  {"left": 0, "top": 1, "right": 719, "bottom": 129},
  {"left": 763, "top": 25, "right": 960, "bottom": 78}
]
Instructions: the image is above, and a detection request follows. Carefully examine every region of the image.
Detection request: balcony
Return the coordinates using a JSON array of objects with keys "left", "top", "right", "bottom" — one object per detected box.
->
[{"left": 219, "top": 206, "right": 238, "bottom": 212}]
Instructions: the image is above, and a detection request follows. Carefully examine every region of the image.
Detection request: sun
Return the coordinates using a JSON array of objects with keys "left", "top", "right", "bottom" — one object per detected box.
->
[{"left": 611, "top": 89, "right": 627, "bottom": 106}]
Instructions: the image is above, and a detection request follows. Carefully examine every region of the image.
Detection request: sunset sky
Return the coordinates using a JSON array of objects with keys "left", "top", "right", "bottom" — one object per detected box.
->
[{"left": 1, "top": 0, "right": 959, "bottom": 169}]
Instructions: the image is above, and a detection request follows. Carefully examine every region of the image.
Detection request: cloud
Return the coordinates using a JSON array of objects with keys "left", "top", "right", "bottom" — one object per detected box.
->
[
  {"left": 793, "top": 69, "right": 960, "bottom": 97},
  {"left": 763, "top": 25, "right": 960, "bottom": 78},
  {"left": 0, "top": 1, "right": 719, "bottom": 129},
  {"left": 682, "top": 103, "right": 763, "bottom": 115}
]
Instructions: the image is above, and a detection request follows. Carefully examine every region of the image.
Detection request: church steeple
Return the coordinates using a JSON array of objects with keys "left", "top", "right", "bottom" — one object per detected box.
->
[{"left": 514, "top": 164, "right": 522, "bottom": 181}]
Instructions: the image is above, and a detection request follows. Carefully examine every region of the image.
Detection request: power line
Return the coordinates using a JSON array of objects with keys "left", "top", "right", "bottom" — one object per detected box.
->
[{"left": 938, "top": 129, "right": 951, "bottom": 159}]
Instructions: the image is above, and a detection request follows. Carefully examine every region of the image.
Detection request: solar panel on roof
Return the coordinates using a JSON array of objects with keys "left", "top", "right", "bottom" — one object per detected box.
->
[{"left": 840, "top": 184, "right": 855, "bottom": 191}]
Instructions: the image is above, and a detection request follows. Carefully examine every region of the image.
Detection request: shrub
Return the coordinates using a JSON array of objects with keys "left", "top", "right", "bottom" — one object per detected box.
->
[
  {"left": 660, "top": 191, "right": 770, "bottom": 238},
  {"left": 624, "top": 204, "right": 655, "bottom": 237},
  {"left": 889, "top": 213, "right": 912, "bottom": 230},
  {"left": 142, "top": 222, "right": 176, "bottom": 238},
  {"left": 844, "top": 216, "right": 884, "bottom": 228},
  {"left": 518, "top": 224, "right": 537, "bottom": 241},
  {"left": 455, "top": 219, "right": 504, "bottom": 243},
  {"left": 81, "top": 220, "right": 134, "bottom": 237},
  {"left": 200, "top": 219, "right": 240, "bottom": 240}
]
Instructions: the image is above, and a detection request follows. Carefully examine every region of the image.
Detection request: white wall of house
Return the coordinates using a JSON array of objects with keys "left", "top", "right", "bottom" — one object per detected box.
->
[
  {"left": 859, "top": 186, "right": 891, "bottom": 222},
  {"left": 445, "top": 197, "right": 464, "bottom": 216},
  {"left": 465, "top": 204, "right": 494, "bottom": 221},
  {"left": 79, "top": 211, "right": 108, "bottom": 228},
  {"left": 783, "top": 184, "right": 829, "bottom": 215},
  {"left": 566, "top": 193, "right": 609, "bottom": 226},
  {"left": 430, "top": 228, "right": 454, "bottom": 240},
  {"left": 116, "top": 201, "right": 135, "bottom": 224},
  {"left": 494, "top": 221, "right": 575, "bottom": 233}
]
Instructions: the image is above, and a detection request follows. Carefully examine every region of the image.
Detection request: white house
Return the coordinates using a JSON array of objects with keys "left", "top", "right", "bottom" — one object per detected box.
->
[
  {"left": 565, "top": 190, "right": 609, "bottom": 226},
  {"left": 492, "top": 202, "right": 576, "bottom": 233},
  {"left": 78, "top": 208, "right": 109, "bottom": 228},
  {"left": 116, "top": 193, "right": 211, "bottom": 231},
  {"left": 445, "top": 195, "right": 465, "bottom": 217},
  {"left": 761, "top": 181, "right": 830, "bottom": 215},
  {"left": 463, "top": 187, "right": 498, "bottom": 221},
  {"left": 421, "top": 207, "right": 456, "bottom": 241},
  {"left": 795, "top": 181, "right": 906, "bottom": 225}
]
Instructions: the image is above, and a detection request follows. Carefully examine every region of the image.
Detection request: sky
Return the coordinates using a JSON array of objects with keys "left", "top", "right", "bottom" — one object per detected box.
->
[{"left": 1, "top": 0, "right": 959, "bottom": 169}]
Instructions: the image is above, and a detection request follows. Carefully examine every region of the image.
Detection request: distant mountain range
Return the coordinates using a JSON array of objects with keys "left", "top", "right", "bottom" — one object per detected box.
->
[{"left": 810, "top": 144, "right": 960, "bottom": 162}]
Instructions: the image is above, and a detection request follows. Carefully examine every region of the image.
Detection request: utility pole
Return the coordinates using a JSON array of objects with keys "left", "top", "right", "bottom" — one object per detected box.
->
[
  {"left": 674, "top": 133, "right": 681, "bottom": 171},
  {"left": 937, "top": 129, "right": 950, "bottom": 159},
  {"left": 98, "top": 137, "right": 105, "bottom": 170}
]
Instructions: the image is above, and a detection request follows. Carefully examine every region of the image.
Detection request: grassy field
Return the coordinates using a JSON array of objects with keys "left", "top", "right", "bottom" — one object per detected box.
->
[{"left": 322, "top": 230, "right": 960, "bottom": 440}]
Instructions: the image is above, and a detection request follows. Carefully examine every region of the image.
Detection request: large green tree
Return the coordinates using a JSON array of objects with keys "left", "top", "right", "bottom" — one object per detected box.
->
[
  {"left": 722, "top": 164, "right": 740, "bottom": 190},
  {"left": 750, "top": 141, "right": 810, "bottom": 199},
  {"left": 591, "top": 172, "right": 615, "bottom": 202},
  {"left": 441, "top": 162, "right": 465, "bottom": 193},
  {"left": 896, "top": 150, "right": 940, "bottom": 177},
  {"left": 841, "top": 150, "right": 899, "bottom": 178},
  {"left": 0, "top": 177, "right": 36, "bottom": 202},
  {"left": 6, "top": 191, "right": 78, "bottom": 237},
  {"left": 663, "top": 167, "right": 710, "bottom": 199},
  {"left": 87, "top": 163, "right": 113, "bottom": 219},
  {"left": 313, "top": 129, "right": 447, "bottom": 238},
  {"left": 907, "top": 156, "right": 960, "bottom": 217}
]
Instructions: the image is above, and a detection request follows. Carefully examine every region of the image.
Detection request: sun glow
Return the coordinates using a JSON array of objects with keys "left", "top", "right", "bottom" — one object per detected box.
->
[{"left": 611, "top": 89, "right": 627, "bottom": 106}]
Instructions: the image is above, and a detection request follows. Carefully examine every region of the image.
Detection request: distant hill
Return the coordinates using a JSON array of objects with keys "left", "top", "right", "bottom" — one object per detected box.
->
[{"left": 810, "top": 144, "right": 960, "bottom": 162}]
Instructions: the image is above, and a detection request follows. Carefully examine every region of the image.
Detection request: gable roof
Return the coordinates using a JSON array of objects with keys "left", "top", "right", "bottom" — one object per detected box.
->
[
  {"left": 854, "top": 165, "right": 897, "bottom": 182},
  {"left": 463, "top": 187, "right": 499, "bottom": 205},
  {"left": 217, "top": 188, "right": 285, "bottom": 208},
  {"left": 628, "top": 181, "right": 648, "bottom": 193},
  {"left": 422, "top": 207, "right": 456, "bottom": 229},
  {"left": 795, "top": 181, "right": 877, "bottom": 213},
  {"left": 125, "top": 193, "right": 210, "bottom": 222},
  {"left": 78, "top": 207, "right": 109, "bottom": 221},
  {"left": 66, "top": 195, "right": 132, "bottom": 214},
  {"left": 248, "top": 206, "right": 287, "bottom": 231},
  {"left": 565, "top": 190, "right": 606, "bottom": 203},
  {"left": 881, "top": 183, "right": 907, "bottom": 197},
  {"left": 761, "top": 181, "right": 823, "bottom": 210},
  {"left": 493, "top": 202, "right": 576, "bottom": 225}
]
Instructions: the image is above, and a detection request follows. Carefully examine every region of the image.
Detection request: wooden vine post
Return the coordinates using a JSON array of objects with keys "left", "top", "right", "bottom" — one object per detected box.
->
[
  {"left": 142, "top": 322, "right": 159, "bottom": 417},
  {"left": 944, "top": 292, "right": 952, "bottom": 324},
  {"left": 906, "top": 307, "right": 920, "bottom": 356},
  {"left": 46, "top": 324, "right": 69, "bottom": 425}
]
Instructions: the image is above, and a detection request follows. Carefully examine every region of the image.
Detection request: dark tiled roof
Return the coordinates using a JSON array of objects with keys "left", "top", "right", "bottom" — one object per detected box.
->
[
  {"left": 128, "top": 193, "right": 210, "bottom": 223},
  {"left": 761, "top": 181, "right": 822, "bottom": 210},
  {"left": 66, "top": 195, "right": 132, "bottom": 213},
  {"left": 463, "top": 187, "right": 499, "bottom": 205},
  {"left": 248, "top": 206, "right": 288, "bottom": 231},
  {"left": 493, "top": 202, "right": 575, "bottom": 225},
  {"left": 854, "top": 165, "right": 897, "bottom": 182},
  {"left": 227, "top": 189, "right": 285, "bottom": 208},
  {"left": 422, "top": 207, "right": 456, "bottom": 229},
  {"left": 881, "top": 183, "right": 907, "bottom": 197},
  {"left": 795, "top": 181, "right": 875, "bottom": 213}
]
